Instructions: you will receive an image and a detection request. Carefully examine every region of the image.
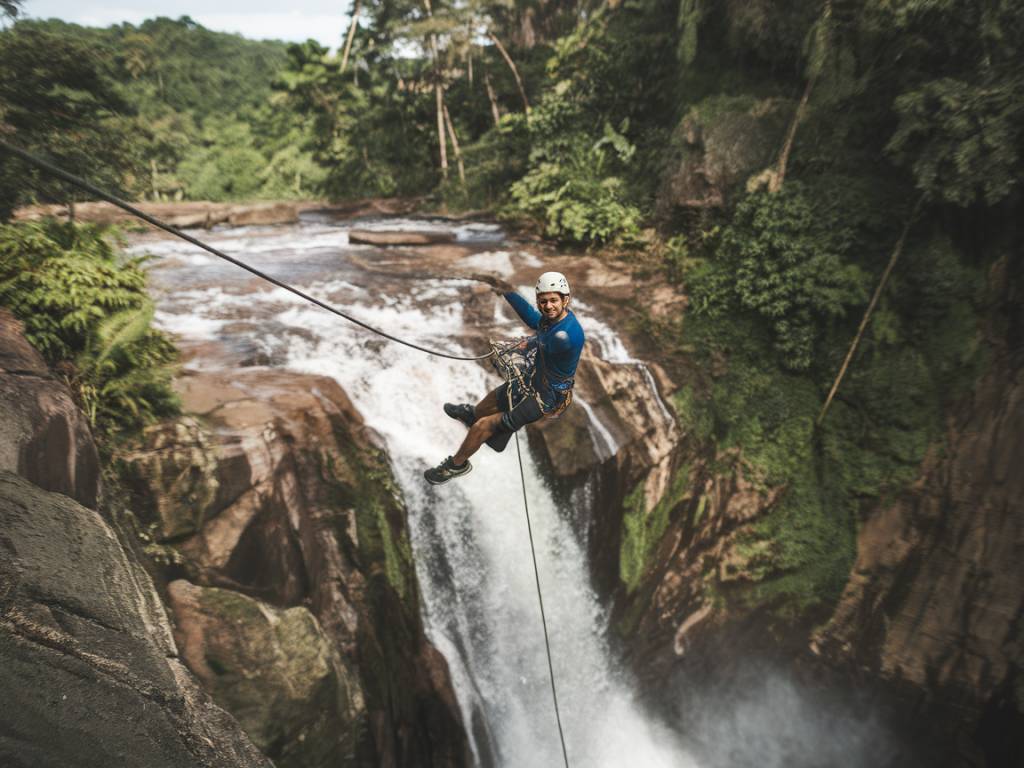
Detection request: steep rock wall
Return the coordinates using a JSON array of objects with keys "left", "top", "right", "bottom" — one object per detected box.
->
[
  {"left": 0, "top": 310, "right": 99, "bottom": 507},
  {"left": 0, "top": 315, "right": 267, "bottom": 768},
  {"left": 811, "top": 256, "right": 1024, "bottom": 763},
  {"left": 567, "top": 253, "right": 1022, "bottom": 765},
  {"left": 0, "top": 313, "right": 268, "bottom": 768},
  {"left": 0, "top": 472, "right": 270, "bottom": 768},
  {"left": 123, "top": 367, "right": 471, "bottom": 767},
  {"left": 493, "top": 245, "right": 1021, "bottom": 764}
]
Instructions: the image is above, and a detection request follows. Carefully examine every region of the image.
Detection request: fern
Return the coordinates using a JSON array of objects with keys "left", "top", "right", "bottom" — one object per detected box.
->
[
  {"left": 0, "top": 220, "right": 178, "bottom": 441},
  {"left": 91, "top": 301, "right": 156, "bottom": 367}
]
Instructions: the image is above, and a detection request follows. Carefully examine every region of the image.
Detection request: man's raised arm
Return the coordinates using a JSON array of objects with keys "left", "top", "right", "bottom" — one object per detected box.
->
[
  {"left": 469, "top": 273, "right": 542, "bottom": 329},
  {"left": 503, "top": 290, "right": 541, "bottom": 329}
]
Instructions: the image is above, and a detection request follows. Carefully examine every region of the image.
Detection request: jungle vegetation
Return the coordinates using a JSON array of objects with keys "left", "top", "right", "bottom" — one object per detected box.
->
[{"left": 1, "top": 0, "right": 1021, "bottom": 615}]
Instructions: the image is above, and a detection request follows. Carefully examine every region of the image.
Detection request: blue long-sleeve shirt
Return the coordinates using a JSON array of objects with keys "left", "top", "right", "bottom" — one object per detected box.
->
[{"left": 504, "top": 291, "right": 585, "bottom": 407}]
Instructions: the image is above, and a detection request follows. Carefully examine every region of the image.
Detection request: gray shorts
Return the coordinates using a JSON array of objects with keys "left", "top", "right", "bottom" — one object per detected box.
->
[{"left": 495, "top": 381, "right": 544, "bottom": 432}]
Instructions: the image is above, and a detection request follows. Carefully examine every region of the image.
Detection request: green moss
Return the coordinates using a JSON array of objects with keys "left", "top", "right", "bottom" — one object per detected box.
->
[
  {"left": 619, "top": 466, "right": 690, "bottom": 592},
  {"left": 371, "top": 497, "right": 409, "bottom": 603},
  {"left": 685, "top": 94, "right": 761, "bottom": 128},
  {"left": 320, "top": 440, "right": 416, "bottom": 608},
  {"left": 693, "top": 494, "right": 708, "bottom": 527},
  {"left": 615, "top": 585, "right": 651, "bottom": 638},
  {"left": 670, "top": 220, "right": 989, "bottom": 620},
  {"left": 673, "top": 386, "right": 714, "bottom": 442},
  {"left": 199, "top": 585, "right": 266, "bottom": 624}
]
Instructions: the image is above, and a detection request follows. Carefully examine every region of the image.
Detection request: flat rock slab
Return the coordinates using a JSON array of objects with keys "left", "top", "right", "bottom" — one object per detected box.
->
[
  {"left": 348, "top": 228, "right": 456, "bottom": 246},
  {"left": 14, "top": 201, "right": 302, "bottom": 229}
]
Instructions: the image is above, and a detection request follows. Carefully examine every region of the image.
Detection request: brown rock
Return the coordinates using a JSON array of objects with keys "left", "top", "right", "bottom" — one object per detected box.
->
[
  {"left": 0, "top": 471, "right": 270, "bottom": 768},
  {"left": 658, "top": 96, "right": 789, "bottom": 214},
  {"left": 349, "top": 228, "right": 456, "bottom": 246},
  {"left": 227, "top": 203, "right": 299, "bottom": 227},
  {"left": 126, "top": 366, "right": 472, "bottom": 766},
  {"left": 0, "top": 311, "right": 100, "bottom": 508},
  {"left": 167, "top": 580, "right": 363, "bottom": 768},
  {"left": 814, "top": 355, "right": 1024, "bottom": 716},
  {"left": 14, "top": 201, "right": 300, "bottom": 230}
]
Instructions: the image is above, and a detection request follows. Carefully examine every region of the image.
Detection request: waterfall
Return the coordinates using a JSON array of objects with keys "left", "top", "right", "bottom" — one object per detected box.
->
[{"left": 137, "top": 217, "right": 696, "bottom": 768}]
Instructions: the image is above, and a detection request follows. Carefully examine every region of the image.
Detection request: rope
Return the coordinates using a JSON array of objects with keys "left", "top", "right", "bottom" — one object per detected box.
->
[
  {"left": 5, "top": 138, "right": 571, "bottom": 762},
  {"left": 491, "top": 342, "right": 570, "bottom": 766},
  {"left": 0, "top": 138, "right": 493, "bottom": 362},
  {"left": 513, "top": 430, "right": 571, "bottom": 768},
  {"left": 485, "top": 346, "right": 569, "bottom": 765}
]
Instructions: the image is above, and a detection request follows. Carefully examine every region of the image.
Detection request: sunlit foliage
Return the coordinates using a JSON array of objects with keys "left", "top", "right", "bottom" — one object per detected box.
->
[{"left": 0, "top": 222, "right": 178, "bottom": 439}]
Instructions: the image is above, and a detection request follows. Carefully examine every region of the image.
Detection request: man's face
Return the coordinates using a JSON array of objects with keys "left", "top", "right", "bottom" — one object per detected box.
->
[{"left": 536, "top": 291, "right": 569, "bottom": 321}]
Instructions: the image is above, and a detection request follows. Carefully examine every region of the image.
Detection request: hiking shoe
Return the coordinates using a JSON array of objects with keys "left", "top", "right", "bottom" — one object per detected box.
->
[
  {"left": 444, "top": 402, "right": 476, "bottom": 428},
  {"left": 424, "top": 456, "right": 473, "bottom": 485}
]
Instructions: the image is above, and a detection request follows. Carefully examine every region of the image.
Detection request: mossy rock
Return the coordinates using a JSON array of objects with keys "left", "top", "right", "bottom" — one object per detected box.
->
[
  {"left": 169, "top": 581, "right": 364, "bottom": 768},
  {"left": 658, "top": 95, "right": 790, "bottom": 213}
]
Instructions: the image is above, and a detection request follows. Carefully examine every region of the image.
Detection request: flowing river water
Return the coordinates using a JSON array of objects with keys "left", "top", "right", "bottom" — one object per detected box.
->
[{"left": 132, "top": 212, "right": 696, "bottom": 767}]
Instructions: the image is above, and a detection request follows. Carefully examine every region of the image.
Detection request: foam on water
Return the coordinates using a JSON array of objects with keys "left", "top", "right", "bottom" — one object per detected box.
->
[
  {"left": 153, "top": 311, "right": 227, "bottom": 340},
  {"left": 277, "top": 293, "right": 694, "bottom": 768},
  {"left": 574, "top": 395, "right": 618, "bottom": 460},
  {"left": 458, "top": 250, "right": 515, "bottom": 275}
]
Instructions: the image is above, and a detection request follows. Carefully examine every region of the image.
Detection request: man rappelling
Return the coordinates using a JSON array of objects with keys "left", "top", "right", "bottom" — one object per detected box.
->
[{"left": 424, "top": 271, "right": 586, "bottom": 485}]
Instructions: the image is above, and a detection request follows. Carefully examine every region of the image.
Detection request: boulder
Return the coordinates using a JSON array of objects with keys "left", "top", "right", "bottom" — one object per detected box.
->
[
  {"left": 657, "top": 95, "right": 789, "bottom": 214},
  {"left": 349, "top": 228, "right": 456, "bottom": 246},
  {"left": 0, "top": 311, "right": 100, "bottom": 508},
  {"left": 0, "top": 471, "right": 269, "bottom": 768},
  {"left": 123, "top": 415, "right": 245, "bottom": 541},
  {"left": 125, "top": 367, "right": 472, "bottom": 766},
  {"left": 163, "top": 210, "right": 230, "bottom": 229},
  {"left": 167, "top": 580, "right": 364, "bottom": 768}
]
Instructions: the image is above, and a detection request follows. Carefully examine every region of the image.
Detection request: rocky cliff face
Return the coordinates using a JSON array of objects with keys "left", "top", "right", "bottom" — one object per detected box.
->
[
  {"left": 812, "top": 256, "right": 1024, "bottom": 764},
  {"left": 0, "top": 472, "right": 271, "bottom": 768},
  {"left": 122, "top": 366, "right": 470, "bottom": 767},
  {"left": 0, "top": 310, "right": 99, "bottom": 508},
  {"left": 527, "top": 342, "right": 684, "bottom": 598},
  {"left": 0, "top": 315, "right": 268, "bottom": 768},
  {"left": 550, "top": 250, "right": 1023, "bottom": 764},
  {"left": 656, "top": 96, "right": 789, "bottom": 217},
  {"left": 495, "top": 243, "right": 1022, "bottom": 764}
]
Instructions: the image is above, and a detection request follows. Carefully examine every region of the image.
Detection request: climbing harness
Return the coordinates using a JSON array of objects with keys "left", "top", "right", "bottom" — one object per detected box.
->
[
  {"left": 489, "top": 337, "right": 573, "bottom": 418},
  {"left": 0, "top": 138, "right": 572, "bottom": 768}
]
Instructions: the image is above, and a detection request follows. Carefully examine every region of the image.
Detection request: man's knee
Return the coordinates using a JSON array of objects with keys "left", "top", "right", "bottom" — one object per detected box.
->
[
  {"left": 475, "top": 387, "right": 503, "bottom": 418},
  {"left": 473, "top": 413, "right": 503, "bottom": 438}
]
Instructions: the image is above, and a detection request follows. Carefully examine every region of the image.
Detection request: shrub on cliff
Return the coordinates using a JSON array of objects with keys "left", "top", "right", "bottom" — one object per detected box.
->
[
  {"left": 0, "top": 220, "right": 178, "bottom": 440},
  {"left": 689, "top": 183, "right": 870, "bottom": 371},
  {"left": 507, "top": 103, "right": 643, "bottom": 245}
]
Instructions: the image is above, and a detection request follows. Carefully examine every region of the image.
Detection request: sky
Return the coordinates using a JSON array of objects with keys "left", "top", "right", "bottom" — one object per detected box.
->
[{"left": 21, "top": 0, "right": 354, "bottom": 47}]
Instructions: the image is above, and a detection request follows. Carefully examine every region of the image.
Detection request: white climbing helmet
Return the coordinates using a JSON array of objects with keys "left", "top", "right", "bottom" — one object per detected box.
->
[{"left": 535, "top": 271, "right": 570, "bottom": 295}]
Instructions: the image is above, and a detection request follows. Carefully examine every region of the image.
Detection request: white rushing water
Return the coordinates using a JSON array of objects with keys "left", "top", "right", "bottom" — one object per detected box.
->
[{"left": 138, "top": 218, "right": 696, "bottom": 768}]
